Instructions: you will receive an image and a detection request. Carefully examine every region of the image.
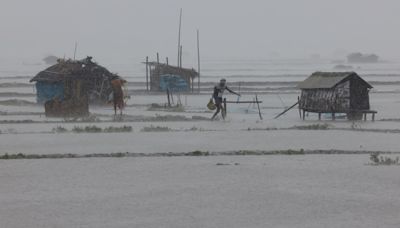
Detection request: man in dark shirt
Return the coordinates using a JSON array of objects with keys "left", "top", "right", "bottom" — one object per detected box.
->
[{"left": 211, "top": 79, "right": 240, "bottom": 120}]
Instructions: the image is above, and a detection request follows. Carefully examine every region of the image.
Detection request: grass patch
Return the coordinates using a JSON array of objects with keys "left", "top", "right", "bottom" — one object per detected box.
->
[
  {"left": 247, "top": 127, "right": 278, "bottom": 131},
  {"left": 141, "top": 125, "right": 172, "bottom": 132},
  {"left": 104, "top": 126, "right": 133, "bottom": 133},
  {"left": 71, "top": 125, "right": 132, "bottom": 133},
  {"left": 369, "top": 152, "right": 400, "bottom": 165},
  {"left": 72, "top": 125, "right": 102, "bottom": 133},
  {"left": 52, "top": 126, "right": 68, "bottom": 133},
  {"left": 291, "top": 123, "right": 330, "bottom": 130},
  {"left": 148, "top": 103, "right": 185, "bottom": 112}
]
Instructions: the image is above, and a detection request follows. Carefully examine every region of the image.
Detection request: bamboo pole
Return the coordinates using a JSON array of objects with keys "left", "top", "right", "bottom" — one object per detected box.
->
[
  {"left": 146, "top": 56, "right": 149, "bottom": 91},
  {"left": 177, "top": 8, "right": 182, "bottom": 66},
  {"left": 274, "top": 101, "right": 299, "bottom": 119},
  {"left": 256, "top": 94, "right": 263, "bottom": 120},
  {"left": 197, "top": 29, "right": 201, "bottom": 93},
  {"left": 180, "top": 45, "right": 183, "bottom": 68},
  {"left": 73, "top": 42, "right": 78, "bottom": 60}
]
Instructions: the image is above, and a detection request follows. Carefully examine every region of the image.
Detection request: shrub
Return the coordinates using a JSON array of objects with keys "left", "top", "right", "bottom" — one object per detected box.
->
[
  {"left": 72, "top": 125, "right": 102, "bottom": 133},
  {"left": 141, "top": 125, "right": 172, "bottom": 132},
  {"left": 369, "top": 152, "right": 400, "bottom": 165},
  {"left": 104, "top": 125, "right": 133, "bottom": 133},
  {"left": 292, "top": 123, "right": 329, "bottom": 130},
  {"left": 52, "top": 126, "right": 68, "bottom": 133}
]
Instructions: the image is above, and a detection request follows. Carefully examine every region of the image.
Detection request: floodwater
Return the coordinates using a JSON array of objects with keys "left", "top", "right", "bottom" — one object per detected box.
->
[{"left": 1, "top": 58, "right": 400, "bottom": 227}]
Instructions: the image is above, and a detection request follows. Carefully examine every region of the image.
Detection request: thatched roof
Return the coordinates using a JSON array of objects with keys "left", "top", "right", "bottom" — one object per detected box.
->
[
  {"left": 31, "top": 57, "right": 119, "bottom": 83},
  {"left": 297, "top": 72, "right": 372, "bottom": 89},
  {"left": 146, "top": 62, "right": 198, "bottom": 79}
]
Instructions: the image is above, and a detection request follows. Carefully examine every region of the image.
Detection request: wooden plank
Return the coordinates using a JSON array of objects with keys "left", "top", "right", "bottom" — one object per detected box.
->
[{"left": 225, "top": 101, "right": 262, "bottom": 104}]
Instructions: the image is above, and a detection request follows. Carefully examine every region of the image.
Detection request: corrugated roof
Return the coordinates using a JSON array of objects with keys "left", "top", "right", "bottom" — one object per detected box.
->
[{"left": 297, "top": 72, "right": 372, "bottom": 89}]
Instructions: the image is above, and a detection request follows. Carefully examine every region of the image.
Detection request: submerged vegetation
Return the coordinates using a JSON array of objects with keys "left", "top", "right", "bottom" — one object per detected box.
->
[
  {"left": 72, "top": 125, "right": 103, "bottom": 133},
  {"left": 369, "top": 152, "right": 400, "bottom": 166},
  {"left": 147, "top": 103, "right": 185, "bottom": 112},
  {"left": 2, "top": 150, "right": 397, "bottom": 160},
  {"left": 52, "top": 125, "right": 133, "bottom": 133},
  {"left": 141, "top": 125, "right": 172, "bottom": 132},
  {"left": 291, "top": 123, "right": 330, "bottom": 130},
  {"left": 52, "top": 126, "right": 68, "bottom": 133}
]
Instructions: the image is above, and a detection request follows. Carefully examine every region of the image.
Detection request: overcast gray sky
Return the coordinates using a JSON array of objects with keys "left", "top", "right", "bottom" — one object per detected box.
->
[{"left": 1, "top": 0, "right": 400, "bottom": 63}]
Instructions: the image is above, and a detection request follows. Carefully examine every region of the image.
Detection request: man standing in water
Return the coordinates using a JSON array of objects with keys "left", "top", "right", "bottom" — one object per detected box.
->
[
  {"left": 211, "top": 78, "right": 240, "bottom": 120},
  {"left": 110, "top": 77, "right": 127, "bottom": 116}
]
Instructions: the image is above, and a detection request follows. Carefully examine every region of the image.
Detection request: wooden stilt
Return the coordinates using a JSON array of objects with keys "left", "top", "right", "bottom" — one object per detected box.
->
[
  {"left": 167, "top": 88, "right": 171, "bottom": 107},
  {"left": 298, "top": 96, "right": 301, "bottom": 119},
  {"left": 223, "top": 98, "right": 227, "bottom": 119}
]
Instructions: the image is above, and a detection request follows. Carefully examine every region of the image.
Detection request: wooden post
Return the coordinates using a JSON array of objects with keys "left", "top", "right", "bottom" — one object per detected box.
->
[
  {"left": 302, "top": 110, "right": 306, "bottom": 120},
  {"left": 223, "top": 98, "right": 227, "bottom": 119},
  {"left": 148, "top": 66, "right": 152, "bottom": 91},
  {"left": 256, "top": 94, "right": 263, "bottom": 120},
  {"left": 197, "top": 29, "right": 201, "bottom": 93},
  {"left": 145, "top": 56, "right": 149, "bottom": 91},
  {"left": 167, "top": 88, "right": 171, "bottom": 107},
  {"left": 298, "top": 96, "right": 302, "bottom": 119},
  {"left": 170, "top": 89, "right": 174, "bottom": 105},
  {"left": 73, "top": 41, "right": 78, "bottom": 60},
  {"left": 166, "top": 57, "right": 169, "bottom": 66},
  {"left": 157, "top": 53, "right": 160, "bottom": 87}
]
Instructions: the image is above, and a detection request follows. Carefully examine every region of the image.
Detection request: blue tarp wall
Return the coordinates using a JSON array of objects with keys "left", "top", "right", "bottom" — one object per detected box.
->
[
  {"left": 159, "top": 74, "right": 189, "bottom": 92},
  {"left": 35, "top": 81, "right": 64, "bottom": 103}
]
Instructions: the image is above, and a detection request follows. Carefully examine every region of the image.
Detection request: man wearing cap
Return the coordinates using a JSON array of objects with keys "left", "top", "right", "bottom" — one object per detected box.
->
[{"left": 211, "top": 79, "right": 240, "bottom": 120}]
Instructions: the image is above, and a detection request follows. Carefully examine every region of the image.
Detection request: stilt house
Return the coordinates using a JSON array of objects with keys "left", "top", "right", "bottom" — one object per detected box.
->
[
  {"left": 298, "top": 72, "right": 375, "bottom": 120},
  {"left": 146, "top": 62, "right": 198, "bottom": 92}
]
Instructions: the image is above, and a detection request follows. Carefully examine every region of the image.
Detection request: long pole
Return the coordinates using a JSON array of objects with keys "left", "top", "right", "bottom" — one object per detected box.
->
[
  {"left": 197, "top": 29, "right": 201, "bottom": 93},
  {"left": 274, "top": 101, "right": 299, "bottom": 119},
  {"left": 145, "top": 56, "right": 149, "bottom": 91},
  {"left": 256, "top": 94, "right": 263, "bottom": 120},
  {"left": 177, "top": 8, "right": 182, "bottom": 67},
  {"left": 73, "top": 41, "right": 78, "bottom": 60},
  {"left": 180, "top": 45, "right": 183, "bottom": 68}
]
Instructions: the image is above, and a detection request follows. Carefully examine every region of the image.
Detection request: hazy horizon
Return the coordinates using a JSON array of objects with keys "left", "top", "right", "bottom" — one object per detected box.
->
[{"left": 1, "top": 0, "right": 400, "bottom": 64}]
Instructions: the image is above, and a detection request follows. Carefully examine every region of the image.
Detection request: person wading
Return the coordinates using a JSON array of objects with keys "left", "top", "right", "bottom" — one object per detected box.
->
[
  {"left": 211, "top": 79, "right": 240, "bottom": 120},
  {"left": 110, "top": 78, "right": 127, "bottom": 116}
]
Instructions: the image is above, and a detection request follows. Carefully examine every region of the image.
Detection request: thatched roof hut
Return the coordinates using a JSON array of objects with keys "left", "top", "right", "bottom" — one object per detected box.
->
[
  {"left": 298, "top": 72, "right": 374, "bottom": 120},
  {"left": 31, "top": 56, "right": 121, "bottom": 104}
]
